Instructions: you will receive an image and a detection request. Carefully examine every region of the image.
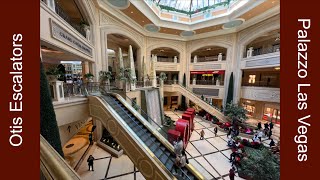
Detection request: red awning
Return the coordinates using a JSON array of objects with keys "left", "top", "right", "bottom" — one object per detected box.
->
[{"left": 190, "top": 70, "right": 225, "bottom": 74}]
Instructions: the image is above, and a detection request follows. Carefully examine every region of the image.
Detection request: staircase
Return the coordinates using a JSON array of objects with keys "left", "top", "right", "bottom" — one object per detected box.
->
[
  {"left": 89, "top": 94, "right": 203, "bottom": 180},
  {"left": 172, "top": 84, "right": 227, "bottom": 122}
]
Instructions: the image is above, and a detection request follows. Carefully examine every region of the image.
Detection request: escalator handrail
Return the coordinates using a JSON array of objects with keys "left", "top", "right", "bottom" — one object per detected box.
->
[
  {"left": 178, "top": 82, "right": 221, "bottom": 109},
  {"left": 102, "top": 93, "right": 193, "bottom": 180},
  {"left": 121, "top": 93, "right": 169, "bottom": 138},
  {"left": 174, "top": 82, "right": 224, "bottom": 113}
]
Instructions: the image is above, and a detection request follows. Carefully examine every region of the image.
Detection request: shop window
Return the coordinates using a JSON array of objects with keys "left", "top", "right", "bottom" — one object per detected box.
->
[{"left": 248, "top": 75, "right": 256, "bottom": 84}]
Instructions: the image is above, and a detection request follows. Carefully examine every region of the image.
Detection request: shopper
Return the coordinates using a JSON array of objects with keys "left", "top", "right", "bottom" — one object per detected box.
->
[
  {"left": 264, "top": 122, "right": 269, "bottom": 130},
  {"left": 214, "top": 126, "right": 218, "bottom": 137},
  {"left": 257, "top": 122, "right": 262, "bottom": 130},
  {"left": 174, "top": 136, "right": 184, "bottom": 157},
  {"left": 229, "top": 167, "right": 235, "bottom": 180},
  {"left": 173, "top": 150, "right": 187, "bottom": 176},
  {"left": 258, "top": 130, "right": 264, "bottom": 142},
  {"left": 200, "top": 130, "right": 205, "bottom": 140},
  {"left": 268, "top": 129, "right": 273, "bottom": 140},
  {"left": 269, "top": 122, "right": 274, "bottom": 130},
  {"left": 227, "top": 127, "right": 232, "bottom": 138},
  {"left": 87, "top": 155, "right": 95, "bottom": 171},
  {"left": 269, "top": 138, "right": 275, "bottom": 147},
  {"left": 89, "top": 133, "right": 93, "bottom": 145}
]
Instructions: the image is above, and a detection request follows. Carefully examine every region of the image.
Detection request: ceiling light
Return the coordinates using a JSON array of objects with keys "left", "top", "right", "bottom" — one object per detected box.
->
[
  {"left": 131, "top": 11, "right": 133, "bottom": 13},
  {"left": 160, "top": 49, "right": 164, "bottom": 52},
  {"left": 206, "top": 48, "right": 211, "bottom": 51},
  {"left": 275, "top": 67, "right": 280, "bottom": 70}
]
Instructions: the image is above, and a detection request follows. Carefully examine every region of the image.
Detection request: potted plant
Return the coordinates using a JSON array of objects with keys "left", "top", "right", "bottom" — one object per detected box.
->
[
  {"left": 46, "top": 66, "right": 62, "bottom": 81},
  {"left": 118, "top": 68, "right": 135, "bottom": 92},
  {"left": 159, "top": 72, "right": 167, "bottom": 86},
  {"left": 84, "top": 72, "right": 94, "bottom": 82},
  {"left": 99, "top": 71, "right": 112, "bottom": 92}
]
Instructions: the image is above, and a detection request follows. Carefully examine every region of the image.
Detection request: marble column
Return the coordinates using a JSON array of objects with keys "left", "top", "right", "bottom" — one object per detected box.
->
[
  {"left": 143, "top": 57, "right": 148, "bottom": 86},
  {"left": 150, "top": 54, "right": 157, "bottom": 87},
  {"left": 128, "top": 45, "right": 137, "bottom": 90},
  {"left": 118, "top": 47, "right": 124, "bottom": 89}
]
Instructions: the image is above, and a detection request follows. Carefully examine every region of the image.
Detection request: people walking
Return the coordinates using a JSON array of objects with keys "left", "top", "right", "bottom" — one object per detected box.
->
[
  {"left": 214, "top": 126, "right": 218, "bottom": 137},
  {"left": 264, "top": 122, "right": 269, "bottom": 130},
  {"left": 87, "top": 155, "right": 95, "bottom": 171},
  {"left": 268, "top": 129, "right": 273, "bottom": 140},
  {"left": 269, "top": 138, "right": 275, "bottom": 147},
  {"left": 89, "top": 133, "right": 93, "bottom": 145},
  {"left": 200, "top": 130, "right": 205, "bottom": 140},
  {"left": 229, "top": 167, "right": 235, "bottom": 180},
  {"left": 269, "top": 122, "right": 274, "bottom": 130},
  {"left": 173, "top": 150, "right": 187, "bottom": 176},
  {"left": 258, "top": 130, "right": 264, "bottom": 142},
  {"left": 174, "top": 136, "right": 184, "bottom": 157},
  {"left": 227, "top": 127, "right": 232, "bottom": 138},
  {"left": 257, "top": 122, "right": 262, "bottom": 130}
]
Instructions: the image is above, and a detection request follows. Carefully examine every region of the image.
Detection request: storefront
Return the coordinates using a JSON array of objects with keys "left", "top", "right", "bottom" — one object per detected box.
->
[
  {"left": 190, "top": 70, "right": 225, "bottom": 85},
  {"left": 241, "top": 99, "right": 280, "bottom": 124}
]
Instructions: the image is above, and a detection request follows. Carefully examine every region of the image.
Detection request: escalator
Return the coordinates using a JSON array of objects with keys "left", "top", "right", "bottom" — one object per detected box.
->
[
  {"left": 100, "top": 94, "right": 202, "bottom": 180},
  {"left": 172, "top": 84, "right": 227, "bottom": 122}
]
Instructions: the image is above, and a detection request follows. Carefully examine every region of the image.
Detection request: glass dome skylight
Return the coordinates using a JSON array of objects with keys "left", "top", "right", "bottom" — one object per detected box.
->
[{"left": 154, "top": 0, "right": 235, "bottom": 15}]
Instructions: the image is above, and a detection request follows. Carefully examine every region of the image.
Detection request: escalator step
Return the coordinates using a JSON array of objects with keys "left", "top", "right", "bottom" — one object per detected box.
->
[
  {"left": 150, "top": 142, "right": 161, "bottom": 152},
  {"left": 145, "top": 137, "right": 156, "bottom": 146},
  {"left": 154, "top": 147, "right": 163, "bottom": 157},
  {"left": 159, "top": 154, "right": 169, "bottom": 164},
  {"left": 165, "top": 158, "right": 174, "bottom": 172}
]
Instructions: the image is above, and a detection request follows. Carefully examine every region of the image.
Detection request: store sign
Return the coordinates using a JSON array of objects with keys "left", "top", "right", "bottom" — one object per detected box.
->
[
  {"left": 50, "top": 19, "right": 92, "bottom": 57},
  {"left": 191, "top": 70, "right": 225, "bottom": 74},
  {"left": 202, "top": 74, "right": 213, "bottom": 76}
]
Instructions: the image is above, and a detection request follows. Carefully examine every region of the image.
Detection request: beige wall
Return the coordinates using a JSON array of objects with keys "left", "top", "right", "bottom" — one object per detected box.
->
[
  {"left": 58, "top": 117, "right": 91, "bottom": 146},
  {"left": 54, "top": 99, "right": 89, "bottom": 126}
]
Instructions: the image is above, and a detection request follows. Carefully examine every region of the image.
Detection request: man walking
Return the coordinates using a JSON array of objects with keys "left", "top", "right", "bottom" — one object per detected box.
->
[
  {"left": 87, "top": 155, "right": 95, "bottom": 171},
  {"left": 200, "top": 130, "right": 205, "bottom": 140},
  {"left": 214, "top": 126, "right": 218, "bottom": 137}
]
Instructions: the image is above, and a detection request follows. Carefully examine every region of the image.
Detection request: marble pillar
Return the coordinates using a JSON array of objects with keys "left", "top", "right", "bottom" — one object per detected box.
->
[
  {"left": 118, "top": 47, "right": 124, "bottom": 89},
  {"left": 49, "top": 80, "right": 64, "bottom": 102},
  {"left": 128, "top": 45, "right": 137, "bottom": 90},
  {"left": 150, "top": 54, "right": 157, "bottom": 87}
]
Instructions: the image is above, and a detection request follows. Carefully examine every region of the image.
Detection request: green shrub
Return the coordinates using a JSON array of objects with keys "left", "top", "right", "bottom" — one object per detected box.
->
[{"left": 238, "top": 146, "right": 280, "bottom": 180}]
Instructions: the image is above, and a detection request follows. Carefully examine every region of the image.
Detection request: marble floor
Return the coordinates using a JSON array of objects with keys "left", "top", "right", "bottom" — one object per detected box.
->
[
  {"left": 166, "top": 111, "right": 277, "bottom": 180},
  {"left": 75, "top": 111, "right": 276, "bottom": 180},
  {"left": 77, "top": 144, "right": 145, "bottom": 180}
]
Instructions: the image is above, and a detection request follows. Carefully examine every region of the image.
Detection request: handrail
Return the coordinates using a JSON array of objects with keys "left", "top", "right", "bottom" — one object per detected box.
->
[
  {"left": 123, "top": 94, "right": 169, "bottom": 138},
  {"left": 173, "top": 82, "right": 226, "bottom": 121},
  {"left": 177, "top": 82, "right": 222, "bottom": 109},
  {"left": 40, "top": 135, "right": 81, "bottom": 180},
  {"left": 102, "top": 93, "right": 193, "bottom": 180}
]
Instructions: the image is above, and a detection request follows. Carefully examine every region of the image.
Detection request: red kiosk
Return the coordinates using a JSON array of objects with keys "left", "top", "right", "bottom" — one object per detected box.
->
[
  {"left": 182, "top": 113, "right": 194, "bottom": 132},
  {"left": 167, "top": 129, "right": 181, "bottom": 145},
  {"left": 175, "top": 119, "right": 190, "bottom": 148}
]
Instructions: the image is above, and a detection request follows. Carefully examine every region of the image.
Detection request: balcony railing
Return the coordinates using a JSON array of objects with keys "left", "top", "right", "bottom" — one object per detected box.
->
[
  {"left": 244, "top": 46, "right": 280, "bottom": 58},
  {"left": 192, "top": 55, "right": 226, "bottom": 63},
  {"left": 191, "top": 80, "right": 224, "bottom": 86},
  {"left": 136, "top": 80, "right": 152, "bottom": 88},
  {"left": 63, "top": 82, "right": 101, "bottom": 98},
  {"left": 156, "top": 57, "right": 179, "bottom": 63},
  {"left": 54, "top": 2, "right": 87, "bottom": 38},
  {"left": 241, "top": 80, "right": 280, "bottom": 88}
]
